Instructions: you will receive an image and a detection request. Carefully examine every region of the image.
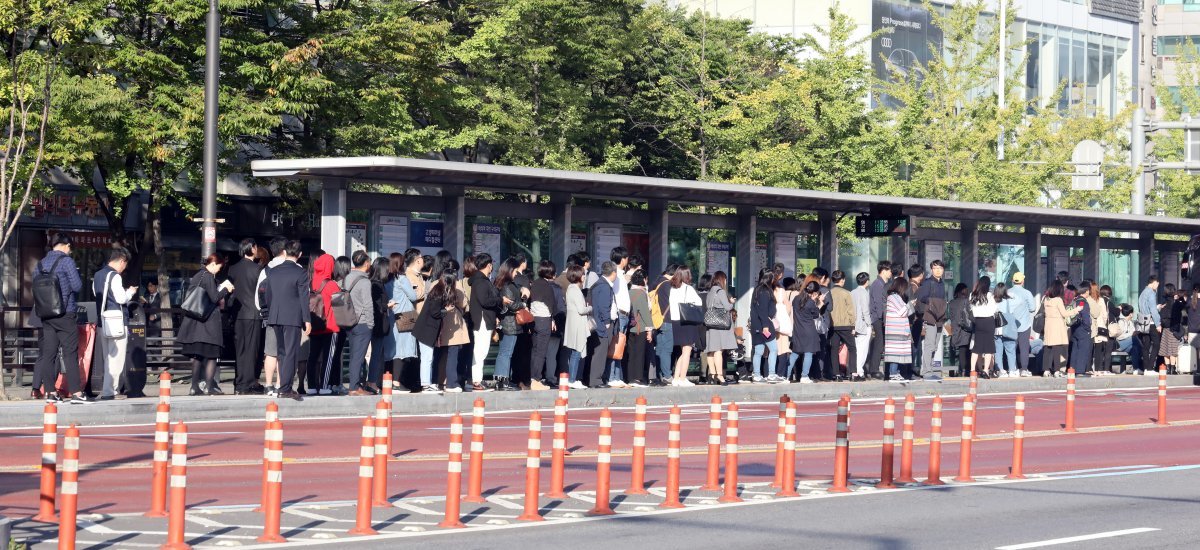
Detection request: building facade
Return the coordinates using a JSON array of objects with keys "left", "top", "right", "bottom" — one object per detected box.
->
[{"left": 1141, "top": 0, "right": 1200, "bottom": 115}]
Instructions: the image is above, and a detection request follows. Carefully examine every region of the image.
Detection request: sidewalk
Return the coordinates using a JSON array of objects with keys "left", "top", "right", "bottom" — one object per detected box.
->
[{"left": 1, "top": 374, "right": 1192, "bottom": 429}]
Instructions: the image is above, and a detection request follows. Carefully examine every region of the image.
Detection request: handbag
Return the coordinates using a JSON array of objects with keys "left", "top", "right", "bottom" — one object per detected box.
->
[
  {"left": 181, "top": 280, "right": 217, "bottom": 321},
  {"left": 993, "top": 311, "right": 1007, "bottom": 328},
  {"left": 99, "top": 272, "right": 126, "bottom": 339},
  {"left": 704, "top": 306, "right": 732, "bottom": 330},
  {"left": 607, "top": 331, "right": 627, "bottom": 360},
  {"left": 515, "top": 307, "right": 534, "bottom": 326},
  {"left": 394, "top": 311, "right": 417, "bottom": 332},
  {"left": 679, "top": 303, "right": 704, "bottom": 325}
]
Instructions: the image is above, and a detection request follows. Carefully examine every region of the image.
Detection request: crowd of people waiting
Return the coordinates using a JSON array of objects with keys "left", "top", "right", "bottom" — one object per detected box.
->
[{"left": 28, "top": 233, "right": 1200, "bottom": 402}]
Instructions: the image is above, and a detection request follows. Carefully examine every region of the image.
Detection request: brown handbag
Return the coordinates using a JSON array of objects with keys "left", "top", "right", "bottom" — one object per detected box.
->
[
  {"left": 515, "top": 308, "right": 534, "bottom": 326},
  {"left": 607, "top": 331, "right": 627, "bottom": 360},
  {"left": 394, "top": 311, "right": 417, "bottom": 333}
]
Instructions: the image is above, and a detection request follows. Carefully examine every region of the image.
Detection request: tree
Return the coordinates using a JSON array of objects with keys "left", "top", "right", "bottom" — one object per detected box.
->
[
  {"left": 1148, "top": 43, "right": 1200, "bottom": 219},
  {"left": 0, "top": 0, "right": 99, "bottom": 398}
]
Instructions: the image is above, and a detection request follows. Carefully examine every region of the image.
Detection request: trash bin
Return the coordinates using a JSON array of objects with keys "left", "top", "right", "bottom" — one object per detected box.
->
[{"left": 123, "top": 302, "right": 148, "bottom": 398}]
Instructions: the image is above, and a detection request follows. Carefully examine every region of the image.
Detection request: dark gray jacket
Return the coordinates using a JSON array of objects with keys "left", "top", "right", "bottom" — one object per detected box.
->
[
  {"left": 869, "top": 277, "right": 887, "bottom": 323},
  {"left": 343, "top": 270, "right": 374, "bottom": 329}
]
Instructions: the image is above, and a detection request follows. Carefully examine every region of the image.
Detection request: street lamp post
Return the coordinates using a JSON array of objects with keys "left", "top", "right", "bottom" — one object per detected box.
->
[{"left": 201, "top": 0, "right": 220, "bottom": 258}]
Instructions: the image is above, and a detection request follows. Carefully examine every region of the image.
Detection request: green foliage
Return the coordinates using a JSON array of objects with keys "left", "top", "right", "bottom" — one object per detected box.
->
[{"left": 1151, "top": 42, "right": 1200, "bottom": 219}]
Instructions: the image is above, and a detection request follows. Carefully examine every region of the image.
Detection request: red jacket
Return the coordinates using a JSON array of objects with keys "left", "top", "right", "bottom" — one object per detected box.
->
[{"left": 310, "top": 254, "right": 341, "bottom": 334}]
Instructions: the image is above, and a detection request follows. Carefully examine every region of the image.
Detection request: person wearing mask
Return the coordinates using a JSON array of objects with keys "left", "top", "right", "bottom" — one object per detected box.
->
[
  {"left": 562, "top": 265, "right": 591, "bottom": 389},
  {"left": 342, "top": 251, "right": 376, "bottom": 395},
  {"left": 884, "top": 277, "right": 913, "bottom": 382},
  {"left": 229, "top": 239, "right": 265, "bottom": 395},
  {"left": 1137, "top": 276, "right": 1162, "bottom": 376},
  {"left": 850, "top": 272, "right": 873, "bottom": 381},
  {"left": 916, "top": 260, "right": 947, "bottom": 381},
  {"left": 435, "top": 263, "right": 470, "bottom": 392},
  {"left": 306, "top": 254, "right": 342, "bottom": 395},
  {"left": 492, "top": 258, "right": 526, "bottom": 391},
  {"left": 702, "top": 271, "right": 736, "bottom": 386},
  {"left": 587, "top": 261, "right": 618, "bottom": 388},
  {"left": 969, "top": 276, "right": 998, "bottom": 379},
  {"left": 1160, "top": 283, "right": 1186, "bottom": 375},
  {"left": 667, "top": 265, "right": 703, "bottom": 387},
  {"left": 1042, "top": 280, "right": 1080, "bottom": 377},
  {"left": 749, "top": 268, "right": 778, "bottom": 384},
  {"left": 529, "top": 260, "right": 560, "bottom": 388},
  {"left": 993, "top": 283, "right": 1019, "bottom": 378},
  {"left": 261, "top": 240, "right": 310, "bottom": 400},
  {"left": 1008, "top": 273, "right": 1036, "bottom": 377},
  {"left": 828, "top": 270, "right": 856, "bottom": 383},
  {"left": 653, "top": 265, "right": 677, "bottom": 385},
  {"left": 31, "top": 234, "right": 89, "bottom": 403},
  {"left": 792, "top": 280, "right": 824, "bottom": 384},
  {"left": 946, "top": 283, "right": 972, "bottom": 377},
  {"left": 468, "top": 253, "right": 502, "bottom": 389},
  {"left": 178, "top": 254, "right": 234, "bottom": 395},
  {"left": 867, "top": 261, "right": 894, "bottom": 379},
  {"left": 93, "top": 247, "right": 137, "bottom": 400},
  {"left": 366, "top": 256, "right": 394, "bottom": 393}
]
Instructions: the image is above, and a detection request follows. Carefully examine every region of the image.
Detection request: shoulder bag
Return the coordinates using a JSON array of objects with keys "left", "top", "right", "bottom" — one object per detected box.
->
[
  {"left": 181, "top": 276, "right": 217, "bottom": 321},
  {"left": 100, "top": 271, "right": 126, "bottom": 338},
  {"left": 678, "top": 286, "right": 705, "bottom": 325}
]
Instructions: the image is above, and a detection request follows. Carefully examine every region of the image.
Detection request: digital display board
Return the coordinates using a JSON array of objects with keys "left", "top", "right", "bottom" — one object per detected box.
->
[{"left": 855, "top": 215, "right": 910, "bottom": 238}]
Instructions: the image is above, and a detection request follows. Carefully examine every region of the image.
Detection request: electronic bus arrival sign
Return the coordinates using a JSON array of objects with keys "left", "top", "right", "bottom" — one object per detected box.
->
[{"left": 855, "top": 215, "right": 911, "bottom": 238}]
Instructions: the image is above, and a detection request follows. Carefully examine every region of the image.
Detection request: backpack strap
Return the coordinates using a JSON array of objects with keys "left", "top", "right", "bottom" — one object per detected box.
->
[{"left": 42, "top": 255, "right": 65, "bottom": 276}]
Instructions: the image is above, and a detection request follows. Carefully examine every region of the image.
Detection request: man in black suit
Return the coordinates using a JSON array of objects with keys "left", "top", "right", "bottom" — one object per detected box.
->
[
  {"left": 586, "top": 261, "right": 617, "bottom": 388},
  {"left": 264, "top": 240, "right": 311, "bottom": 400},
  {"left": 229, "top": 238, "right": 265, "bottom": 395}
]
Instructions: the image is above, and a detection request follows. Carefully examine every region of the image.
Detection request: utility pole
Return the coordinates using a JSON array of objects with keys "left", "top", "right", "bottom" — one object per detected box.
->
[
  {"left": 200, "top": 0, "right": 220, "bottom": 258},
  {"left": 997, "top": 0, "right": 1007, "bottom": 161},
  {"left": 1131, "top": 107, "right": 1200, "bottom": 216}
]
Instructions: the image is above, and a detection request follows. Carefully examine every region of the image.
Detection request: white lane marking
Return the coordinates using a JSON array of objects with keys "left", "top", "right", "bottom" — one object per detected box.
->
[
  {"left": 8, "top": 431, "right": 243, "bottom": 439},
  {"left": 485, "top": 496, "right": 525, "bottom": 510},
  {"left": 283, "top": 508, "right": 341, "bottom": 522},
  {"left": 185, "top": 514, "right": 229, "bottom": 528},
  {"left": 391, "top": 501, "right": 442, "bottom": 515},
  {"left": 995, "top": 527, "right": 1160, "bottom": 549}
]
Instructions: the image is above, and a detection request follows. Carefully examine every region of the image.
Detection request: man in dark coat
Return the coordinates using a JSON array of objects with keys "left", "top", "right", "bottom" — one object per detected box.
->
[
  {"left": 263, "top": 240, "right": 311, "bottom": 400},
  {"left": 229, "top": 238, "right": 265, "bottom": 394}
]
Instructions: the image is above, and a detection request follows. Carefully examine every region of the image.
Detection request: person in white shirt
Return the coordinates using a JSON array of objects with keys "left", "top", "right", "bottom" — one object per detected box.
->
[
  {"left": 93, "top": 248, "right": 137, "bottom": 400},
  {"left": 969, "top": 276, "right": 999, "bottom": 378},
  {"left": 667, "top": 266, "right": 703, "bottom": 387},
  {"left": 607, "top": 247, "right": 632, "bottom": 387}
]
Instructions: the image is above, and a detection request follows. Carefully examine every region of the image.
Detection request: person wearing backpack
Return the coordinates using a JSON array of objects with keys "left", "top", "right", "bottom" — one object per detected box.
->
[
  {"left": 92, "top": 247, "right": 137, "bottom": 400},
  {"left": 30, "top": 233, "right": 90, "bottom": 404},
  {"left": 342, "top": 251, "right": 376, "bottom": 396},
  {"left": 177, "top": 254, "right": 234, "bottom": 395},
  {"left": 306, "top": 253, "right": 342, "bottom": 395}
]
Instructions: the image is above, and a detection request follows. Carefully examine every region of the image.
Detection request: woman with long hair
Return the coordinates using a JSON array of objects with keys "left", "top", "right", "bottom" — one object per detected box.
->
[
  {"left": 947, "top": 283, "right": 972, "bottom": 376},
  {"left": 772, "top": 277, "right": 796, "bottom": 383},
  {"left": 629, "top": 269, "right": 656, "bottom": 387},
  {"left": 994, "top": 283, "right": 1019, "bottom": 377},
  {"left": 178, "top": 254, "right": 233, "bottom": 395},
  {"left": 884, "top": 277, "right": 912, "bottom": 382},
  {"left": 1041, "top": 280, "right": 1080, "bottom": 377},
  {"left": 529, "top": 260, "right": 559, "bottom": 388},
  {"left": 703, "top": 271, "right": 736, "bottom": 385},
  {"left": 1159, "top": 283, "right": 1186, "bottom": 374},
  {"left": 562, "top": 265, "right": 591, "bottom": 388},
  {"left": 749, "top": 268, "right": 778, "bottom": 383},
  {"left": 386, "top": 251, "right": 420, "bottom": 389},
  {"left": 432, "top": 263, "right": 470, "bottom": 392},
  {"left": 492, "top": 258, "right": 526, "bottom": 391},
  {"left": 667, "top": 265, "right": 703, "bottom": 386},
  {"left": 969, "top": 276, "right": 997, "bottom": 379},
  {"left": 365, "top": 256, "right": 394, "bottom": 393},
  {"left": 791, "top": 280, "right": 824, "bottom": 384}
]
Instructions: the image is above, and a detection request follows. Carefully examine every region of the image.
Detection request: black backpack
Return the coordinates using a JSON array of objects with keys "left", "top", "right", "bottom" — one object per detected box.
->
[
  {"left": 1032, "top": 301, "right": 1046, "bottom": 335},
  {"left": 32, "top": 256, "right": 66, "bottom": 320},
  {"left": 956, "top": 304, "right": 974, "bottom": 334}
]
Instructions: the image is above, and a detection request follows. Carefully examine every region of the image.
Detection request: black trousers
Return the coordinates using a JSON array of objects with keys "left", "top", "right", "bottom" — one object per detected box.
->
[
  {"left": 273, "top": 325, "right": 301, "bottom": 392},
  {"left": 627, "top": 332, "right": 649, "bottom": 382},
  {"left": 531, "top": 317, "right": 553, "bottom": 383},
  {"left": 1043, "top": 344, "right": 1067, "bottom": 373},
  {"left": 586, "top": 333, "right": 612, "bottom": 387},
  {"left": 1093, "top": 340, "right": 1113, "bottom": 372},
  {"left": 868, "top": 319, "right": 885, "bottom": 376},
  {"left": 234, "top": 319, "right": 263, "bottom": 392},
  {"left": 34, "top": 314, "right": 81, "bottom": 396},
  {"left": 1140, "top": 327, "right": 1162, "bottom": 372},
  {"left": 957, "top": 345, "right": 972, "bottom": 375},
  {"left": 307, "top": 332, "right": 340, "bottom": 390},
  {"left": 829, "top": 328, "right": 856, "bottom": 379}
]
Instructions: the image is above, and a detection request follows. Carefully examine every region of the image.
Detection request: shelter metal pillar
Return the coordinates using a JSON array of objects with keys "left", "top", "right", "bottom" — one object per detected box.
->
[
  {"left": 1138, "top": 233, "right": 1156, "bottom": 291},
  {"left": 320, "top": 180, "right": 347, "bottom": 257},
  {"left": 735, "top": 205, "right": 757, "bottom": 297},
  {"left": 1024, "top": 224, "right": 1044, "bottom": 295},
  {"left": 550, "top": 193, "right": 572, "bottom": 270},
  {"left": 960, "top": 221, "right": 979, "bottom": 286},
  {"left": 1082, "top": 229, "right": 1101, "bottom": 283},
  {"left": 444, "top": 187, "right": 465, "bottom": 262},
  {"left": 648, "top": 199, "right": 669, "bottom": 277},
  {"left": 818, "top": 211, "right": 838, "bottom": 271}
]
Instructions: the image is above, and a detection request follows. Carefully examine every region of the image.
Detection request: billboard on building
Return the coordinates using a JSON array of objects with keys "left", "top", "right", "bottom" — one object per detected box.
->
[{"left": 872, "top": 0, "right": 943, "bottom": 109}]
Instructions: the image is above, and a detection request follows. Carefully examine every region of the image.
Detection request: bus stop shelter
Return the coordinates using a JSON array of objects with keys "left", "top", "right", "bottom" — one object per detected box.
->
[{"left": 251, "top": 156, "right": 1200, "bottom": 302}]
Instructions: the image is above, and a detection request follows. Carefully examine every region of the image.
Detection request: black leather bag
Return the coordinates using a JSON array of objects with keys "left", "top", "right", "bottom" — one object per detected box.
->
[
  {"left": 679, "top": 303, "right": 705, "bottom": 325},
  {"left": 181, "top": 284, "right": 216, "bottom": 321},
  {"left": 32, "top": 257, "right": 66, "bottom": 319}
]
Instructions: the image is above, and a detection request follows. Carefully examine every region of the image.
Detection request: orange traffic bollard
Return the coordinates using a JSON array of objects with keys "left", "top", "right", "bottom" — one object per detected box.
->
[
  {"left": 876, "top": 397, "right": 897, "bottom": 489},
  {"left": 158, "top": 371, "right": 172, "bottom": 405},
  {"left": 897, "top": 394, "right": 916, "bottom": 483},
  {"left": 1157, "top": 368, "right": 1168, "bottom": 426},
  {"left": 348, "top": 418, "right": 378, "bottom": 536},
  {"left": 954, "top": 397, "right": 975, "bottom": 483},
  {"left": 1007, "top": 396, "right": 1026, "bottom": 480},
  {"left": 1065, "top": 368, "right": 1077, "bottom": 432},
  {"left": 464, "top": 398, "right": 487, "bottom": 503},
  {"left": 372, "top": 401, "right": 392, "bottom": 507},
  {"left": 771, "top": 395, "right": 790, "bottom": 488},
  {"left": 701, "top": 396, "right": 723, "bottom": 490},
  {"left": 776, "top": 402, "right": 799, "bottom": 497},
  {"left": 253, "top": 402, "right": 279, "bottom": 514},
  {"left": 547, "top": 398, "right": 568, "bottom": 499},
  {"left": 162, "top": 423, "right": 191, "bottom": 550},
  {"left": 718, "top": 403, "right": 743, "bottom": 503},
  {"left": 146, "top": 402, "right": 171, "bottom": 517},
  {"left": 33, "top": 402, "right": 58, "bottom": 523},
  {"left": 518, "top": 412, "right": 544, "bottom": 521},
  {"left": 381, "top": 373, "right": 394, "bottom": 456},
  {"left": 57, "top": 425, "right": 79, "bottom": 550},
  {"left": 438, "top": 414, "right": 466, "bottom": 529},
  {"left": 257, "top": 420, "right": 286, "bottom": 543},
  {"left": 830, "top": 396, "right": 851, "bottom": 493},
  {"left": 558, "top": 373, "right": 570, "bottom": 455},
  {"left": 627, "top": 396, "right": 649, "bottom": 495},
  {"left": 926, "top": 395, "right": 944, "bottom": 486},
  {"left": 969, "top": 369, "right": 978, "bottom": 400},
  {"left": 588, "top": 408, "right": 615, "bottom": 516},
  {"left": 660, "top": 406, "right": 685, "bottom": 508}
]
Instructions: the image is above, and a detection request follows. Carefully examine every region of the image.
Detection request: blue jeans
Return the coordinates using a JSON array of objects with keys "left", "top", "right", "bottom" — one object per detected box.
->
[
  {"left": 494, "top": 334, "right": 518, "bottom": 379},
  {"left": 418, "top": 341, "right": 435, "bottom": 386},
  {"left": 753, "top": 339, "right": 778, "bottom": 378},
  {"left": 655, "top": 322, "right": 674, "bottom": 379},
  {"left": 785, "top": 352, "right": 798, "bottom": 378},
  {"left": 996, "top": 337, "right": 1018, "bottom": 373},
  {"left": 1117, "top": 337, "right": 1142, "bottom": 371},
  {"left": 567, "top": 349, "right": 582, "bottom": 382},
  {"left": 888, "top": 362, "right": 904, "bottom": 377},
  {"left": 345, "top": 324, "right": 373, "bottom": 389},
  {"left": 608, "top": 314, "right": 628, "bottom": 382},
  {"left": 441, "top": 345, "right": 463, "bottom": 389}
]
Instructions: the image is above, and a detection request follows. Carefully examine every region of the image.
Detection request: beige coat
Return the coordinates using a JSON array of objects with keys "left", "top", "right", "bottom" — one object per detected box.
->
[
  {"left": 1042, "top": 297, "right": 1079, "bottom": 347},
  {"left": 438, "top": 290, "right": 471, "bottom": 347},
  {"left": 1086, "top": 296, "right": 1106, "bottom": 342}
]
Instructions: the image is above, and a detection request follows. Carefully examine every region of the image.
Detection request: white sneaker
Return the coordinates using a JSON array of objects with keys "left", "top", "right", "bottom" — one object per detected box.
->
[
  {"left": 671, "top": 378, "right": 695, "bottom": 387},
  {"left": 306, "top": 388, "right": 319, "bottom": 395},
  {"left": 752, "top": 375, "right": 765, "bottom": 383},
  {"left": 1144, "top": 369, "right": 1159, "bottom": 376},
  {"left": 444, "top": 386, "right": 463, "bottom": 393},
  {"left": 1020, "top": 370, "right": 1032, "bottom": 378},
  {"left": 318, "top": 388, "right": 333, "bottom": 395},
  {"left": 569, "top": 380, "right": 587, "bottom": 390},
  {"left": 421, "top": 384, "right": 443, "bottom": 394},
  {"left": 799, "top": 378, "right": 814, "bottom": 384},
  {"left": 608, "top": 380, "right": 628, "bottom": 388}
]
